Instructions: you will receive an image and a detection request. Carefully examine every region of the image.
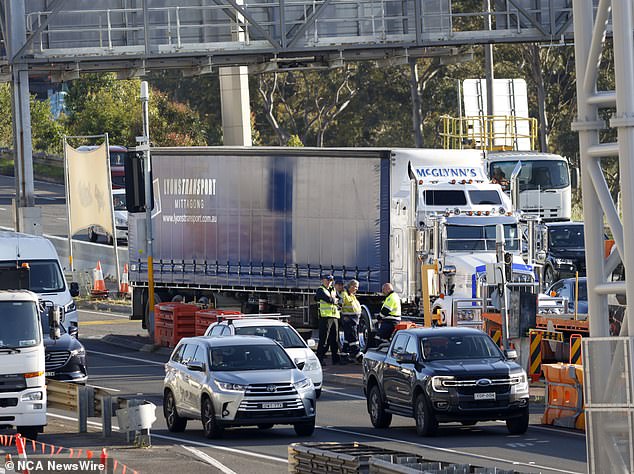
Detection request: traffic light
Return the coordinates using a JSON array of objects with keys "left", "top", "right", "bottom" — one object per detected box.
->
[
  {"left": 504, "top": 252, "right": 513, "bottom": 282},
  {"left": 125, "top": 150, "right": 153, "bottom": 213}
]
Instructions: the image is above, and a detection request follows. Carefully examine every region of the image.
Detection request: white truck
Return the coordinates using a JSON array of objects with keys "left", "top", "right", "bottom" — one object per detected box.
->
[
  {"left": 486, "top": 151, "right": 577, "bottom": 221},
  {"left": 0, "top": 289, "right": 61, "bottom": 440}
]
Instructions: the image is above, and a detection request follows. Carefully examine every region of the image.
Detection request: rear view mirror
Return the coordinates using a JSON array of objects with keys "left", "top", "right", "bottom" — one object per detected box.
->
[
  {"left": 69, "top": 282, "right": 80, "bottom": 297},
  {"left": 186, "top": 361, "right": 205, "bottom": 372},
  {"left": 49, "top": 306, "right": 62, "bottom": 340},
  {"left": 505, "top": 349, "right": 518, "bottom": 360},
  {"left": 307, "top": 339, "right": 316, "bottom": 350},
  {"left": 125, "top": 150, "right": 153, "bottom": 213}
]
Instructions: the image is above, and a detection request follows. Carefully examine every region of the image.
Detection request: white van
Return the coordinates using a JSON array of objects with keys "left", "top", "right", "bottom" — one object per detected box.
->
[{"left": 0, "top": 232, "right": 79, "bottom": 332}]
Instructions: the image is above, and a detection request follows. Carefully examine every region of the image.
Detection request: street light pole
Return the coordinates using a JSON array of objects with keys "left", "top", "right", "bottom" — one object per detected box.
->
[{"left": 140, "top": 81, "right": 155, "bottom": 331}]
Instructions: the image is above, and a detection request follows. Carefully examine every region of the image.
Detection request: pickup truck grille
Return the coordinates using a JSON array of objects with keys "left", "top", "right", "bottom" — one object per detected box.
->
[
  {"left": 45, "top": 350, "right": 70, "bottom": 370},
  {"left": 444, "top": 377, "right": 514, "bottom": 396}
]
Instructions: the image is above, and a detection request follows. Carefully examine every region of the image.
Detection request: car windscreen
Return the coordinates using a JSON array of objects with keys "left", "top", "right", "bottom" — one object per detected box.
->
[
  {"left": 420, "top": 334, "right": 503, "bottom": 361},
  {"left": 234, "top": 325, "right": 306, "bottom": 348},
  {"left": 0, "top": 301, "right": 42, "bottom": 348},
  {"left": 0, "top": 260, "right": 65, "bottom": 293},
  {"left": 548, "top": 225, "right": 584, "bottom": 249},
  {"left": 208, "top": 344, "right": 295, "bottom": 371},
  {"left": 113, "top": 194, "right": 127, "bottom": 211}
]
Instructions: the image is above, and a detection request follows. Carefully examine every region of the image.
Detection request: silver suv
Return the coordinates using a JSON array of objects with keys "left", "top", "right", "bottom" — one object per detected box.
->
[{"left": 163, "top": 335, "right": 316, "bottom": 438}]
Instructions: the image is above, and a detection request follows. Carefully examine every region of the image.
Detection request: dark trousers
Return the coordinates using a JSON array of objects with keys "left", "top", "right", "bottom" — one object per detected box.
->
[
  {"left": 341, "top": 314, "right": 360, "bottom": 356},
  {"left": 316, "top": 317, "right": 340, "bottom": 363},
  {"left": 366, "top": 319, "right": 398, "bottom": 350}
]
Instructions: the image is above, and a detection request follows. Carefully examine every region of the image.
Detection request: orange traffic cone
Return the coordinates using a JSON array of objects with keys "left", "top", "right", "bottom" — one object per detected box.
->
[
  {"left": 119, "top": 264, "right": 130, "bottom": 296},
  {"left": 91, "top": 260, "right": 109, "bottom": 298}
]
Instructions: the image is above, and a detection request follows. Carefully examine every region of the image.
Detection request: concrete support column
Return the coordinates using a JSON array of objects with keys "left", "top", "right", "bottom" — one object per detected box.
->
[{"left": 219, "top": 66, "right": 252, "bottom": 146}]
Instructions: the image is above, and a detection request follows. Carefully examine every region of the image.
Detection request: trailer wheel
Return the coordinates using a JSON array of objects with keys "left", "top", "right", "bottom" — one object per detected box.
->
[{"left": 358, "top": 306, "right": 372, "bottom": 352}]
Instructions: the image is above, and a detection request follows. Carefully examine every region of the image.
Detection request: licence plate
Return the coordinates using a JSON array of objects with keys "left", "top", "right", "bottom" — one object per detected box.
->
[
  {"left": 45, "top": 372, "right": 55, "bottom": 377},
  {"left": 262, "top": 402, "right": 284, "bottom": 409},
  {"left": 474, "top": 392, "right": 496, "bottom": 400}
]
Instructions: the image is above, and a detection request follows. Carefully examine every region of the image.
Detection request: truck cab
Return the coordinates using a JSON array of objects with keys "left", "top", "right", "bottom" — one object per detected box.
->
[{"left": 0, "top": 291, "right": 56, "bottom": 439}]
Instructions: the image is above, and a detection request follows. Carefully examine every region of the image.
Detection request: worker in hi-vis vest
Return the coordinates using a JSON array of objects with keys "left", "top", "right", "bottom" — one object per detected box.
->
[
  {"left": 377, "top": 282, "right": 401, "bottom": 341},
  {"left": 341, "top": 279, "right": 362, "bottom": 359},
  {"left": 315, "top": 275, "right": 342, "bottom": 365}
]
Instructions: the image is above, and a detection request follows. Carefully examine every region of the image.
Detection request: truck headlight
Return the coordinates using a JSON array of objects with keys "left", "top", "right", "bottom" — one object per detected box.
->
[
  {"left": 214, "top": 380, "right": 247, "bottom": 392},
  {"left": 21, "top": 391, "right": 43, "bottom": 401},
  {"left": 510, "top": 371, "right": 529, "bottom": 395},
  {"left": 431, "top": 376, "right": 455, "bottom": 393},
  {"left": 294, "top": 378, "right": 314, "bottom": 392},
  {"left": 555, "top": 258, "right": 574, "bottom": 266}
]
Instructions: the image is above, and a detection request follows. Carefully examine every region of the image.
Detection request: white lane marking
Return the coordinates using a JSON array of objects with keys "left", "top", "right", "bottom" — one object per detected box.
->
[
  {"left": 528, "top": 424, "right": 586, "bottom": 438},
  {"left": 322, "top": 389, "right": 366, "bottom": 400},
  {"left": 89, "top": 364, "right": 155, "bottom": 369},
  {"left": 89, "top": 385, "right": 121, "bottom": 392},
  {"left": 0, "top": 207, "right": 5, "bottom": 211},
  {"left": 87, "top": 349, "right": 165, "bottom": 366},
  {"left": 181, "top": 445, "right": 238, "bottom": 474},
  {"left": 47, "top": 413, "right": 288, "bottom": 465},
  {"left": 79, "top": 310, "right": 130, "bottom": 318},
  {"left": 319, "top": 426, "right": 583, "bottom": 474}
]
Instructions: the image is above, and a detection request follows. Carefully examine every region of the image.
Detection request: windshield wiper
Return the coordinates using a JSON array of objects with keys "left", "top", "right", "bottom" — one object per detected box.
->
[{"left": 0, "top": 346, "right": 21, "bottom": 353}]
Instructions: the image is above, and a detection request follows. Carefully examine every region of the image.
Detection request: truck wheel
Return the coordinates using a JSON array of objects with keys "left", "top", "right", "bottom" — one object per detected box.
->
[
  {"left": 201, "top": 396, "right": 223, "bottom": 438},
  {"left": 506, "top": 407, "right": 529, "bottom": 435},
  {"left": 293, "top": 419, "right": 315, "bottom": 436},
  {"left": 368, "top": 385, "right": 392, "bottom": 428},
  {"left": 414, "top": 393, "right": 437, "bottom": 436},
  {"left": 544, "top": 266, "right": 557, "bottom": 288},
  {"left": 163, "top": 390, "right": 187, "bottom": 432},
  {"left": 358, "top": 309, "right": 372, "bottom": 352},
  {"left": 17, "top": 426, "right": 40, "bottom": 440}
]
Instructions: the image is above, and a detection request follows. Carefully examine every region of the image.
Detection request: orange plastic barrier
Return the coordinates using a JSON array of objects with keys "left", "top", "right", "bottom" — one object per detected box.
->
[
  {"left": 394, "top": 321, "right": 419, "bottom": 333},
  {"left": 195, "top": 309, "right": 242, "bottom": 336},
  {"left": 154, "top": 302, "right": 199, "bottom": 347},
  {"left": 541, "top": 363, "right": 585, "bottom": 430}
]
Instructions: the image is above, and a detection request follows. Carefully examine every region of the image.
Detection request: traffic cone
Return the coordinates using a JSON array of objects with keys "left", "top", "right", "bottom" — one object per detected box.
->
[
  {"left": 119, "top": 264, "right": 130, "bottom": 297},
  {"left": 91, "top": 260, "right": 109, "bottom": 298}
]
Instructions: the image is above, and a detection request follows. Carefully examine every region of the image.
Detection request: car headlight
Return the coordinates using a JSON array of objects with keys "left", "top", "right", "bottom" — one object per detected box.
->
[
  {"left": 21, "top": 391, "right": 43, "bottom": 401},
  {"left": 214, "top": 380, "right": 248, "bottom": 392},
  {"left": 64, "top": 301, "right": 76, "bottom": 313},
  {"left": 294, "top": 378, "right": 314, "bottom": 392},
  {"left": 555, "top": 258, "right": 574, "bottom": 265},
  {"left": 510, "top": 371, "right": 529, "bottom": 395},
  {"left": 304, "top": 358, "right": 321, "bottom": 372},
  {"left": 70, "top": 348, "right": 85, "bottom": 357},
  {"left": 431, "top": 376, "right": 455, "bottom": 393}
]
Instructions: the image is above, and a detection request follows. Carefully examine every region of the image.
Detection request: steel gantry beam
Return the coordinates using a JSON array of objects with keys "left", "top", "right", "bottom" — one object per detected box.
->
[{"left": 573, "top": 0, "right": 634, "bottom": 472}]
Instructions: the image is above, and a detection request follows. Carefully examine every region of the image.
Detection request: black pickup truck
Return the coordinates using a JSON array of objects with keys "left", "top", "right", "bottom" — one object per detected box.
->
[{"left": 362, "top": 327, "right": 529, "bottom": 436}]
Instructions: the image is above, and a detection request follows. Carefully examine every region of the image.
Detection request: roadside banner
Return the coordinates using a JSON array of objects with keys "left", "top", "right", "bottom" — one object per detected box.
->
[{"left": 64, "top": 142, "right": 113, "bottom": 237}]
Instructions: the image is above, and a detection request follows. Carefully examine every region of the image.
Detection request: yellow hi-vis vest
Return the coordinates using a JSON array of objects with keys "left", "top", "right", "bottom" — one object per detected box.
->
[
  {"left": 381, "top": 292, "right": 401, "bottom": 321},
  {"left": 341, "top": 290, "right": 361, "bottom": 316},
  {"left": 318, "top": 285, "right": 339, "bottom": 318}
]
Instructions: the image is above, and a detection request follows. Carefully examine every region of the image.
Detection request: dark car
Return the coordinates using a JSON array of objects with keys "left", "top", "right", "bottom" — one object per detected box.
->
[
  {"left": 541, "top": 222, "right": 586, "bottom": 287},
  {"left": 363, "top": 327, "right": 529, "bottom": 436},
  {"left": 41, "top": 311, "right": 87, "bottom": 383}
]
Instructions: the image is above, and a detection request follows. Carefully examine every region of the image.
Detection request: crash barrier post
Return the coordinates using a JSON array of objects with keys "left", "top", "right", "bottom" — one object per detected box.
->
[
  {"left": 528, "top": 330, "right": 543, "bottom": 382},
  {"left": 569, "top": 333, "right": 582, "bottom": 365},
  {"left": 542, "top": 363, "right": 585, "bottom": 430},
  {"left": 46, "top": 379, "right": 124, "bottom": 437},
  {"left": 194, "top": 309, "right": 242, "bottom": 336},
  {"left": 288, "top": 442, "right": 529, "bottom": 474}
]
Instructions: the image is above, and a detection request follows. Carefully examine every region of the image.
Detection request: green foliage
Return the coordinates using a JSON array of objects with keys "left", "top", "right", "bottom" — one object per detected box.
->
[{"left": 287, "top": 134, "right": 303, "bottom": 147}]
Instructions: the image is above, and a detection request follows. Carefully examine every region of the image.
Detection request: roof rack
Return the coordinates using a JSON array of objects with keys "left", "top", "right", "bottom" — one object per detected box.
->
[{"left": 217, "top": 313, "right": 291, "bottom": 323}]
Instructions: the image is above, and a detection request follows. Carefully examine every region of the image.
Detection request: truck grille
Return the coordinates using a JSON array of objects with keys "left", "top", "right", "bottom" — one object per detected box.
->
[
  {"left": 45, "top": 350, "right": 70, "bottom": 370},
  {"left": 0, "top": 398, "right": 18, "bottom": 408},
  {"left": 237, "top": 383, "right": 304, "bottom": 418}
]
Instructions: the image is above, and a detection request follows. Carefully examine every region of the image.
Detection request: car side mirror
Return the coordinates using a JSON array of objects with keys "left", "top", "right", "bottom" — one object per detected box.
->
[
  {"left": 68, "top": 325, "right": 79, "bottom": 338},
  {"left": 505, "top": 349, "right": 518, "bottom": 360},
  {"left": 307, "top": 339, "right": 316, "bottom": 350},
  {"left": 186, "top": 361, "right": 205, "bottom": 372},
  {"left": 295, "top": 360, "right": 306, "bottom": 370},
  {"left": 69, "top": 282, "right": 80, "bottom": 297},
  {"left": 442, "top": 265, "right": 457, "bottom": 275}
]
